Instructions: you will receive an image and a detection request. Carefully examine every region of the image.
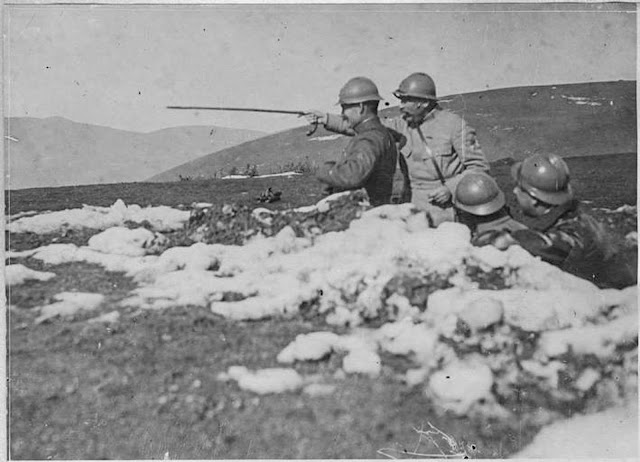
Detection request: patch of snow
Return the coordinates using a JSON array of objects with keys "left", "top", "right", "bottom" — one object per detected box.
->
[
  {"left": 537, "top": 312, "right": 638, "bottom": 359},
  {"left": 14, "top": 243, "right": 158, "bottom": 275},
  {"left": 374, "top": 319, "right": 442, "bottom": 366},
  {"left": 192, "top": 202, "right": 213, "bottom": 209},
  {"left": 220, "top": 366, "right": 304, "bottom": 394},
  {"left": 5, "top": 264, "right": 55, "bottom": 286},
  {"left": 309, "top": 134, "right": 343, "bottom": 142},
  {"left": 513, "top": 405, "right": 638, "bottom": 458},
  {"left": 342, "top": 349, "right": 381, "bottom": 377},
  {"left": 303, "top": 383, "right": 336, "bottom": 396},
  {"left": 122, "top": 269, "right": 222, "bottom": 309},
  {"left": 221, "top": 174, "right": 250, "bottom": 179},
  {"left": 292, "top": 191, "right": 365, "bottom": 213},
  {"left": 277, "top": 331, "right": 340, "bottom": 363},
  {"left": 7, "top": 210, "right": 41, "bottom": 221},
  {"left": 457, "top": 297, "right": 503, "bottom": 331},
  {"left": 35, "top": 292, "right": 105, "bottom": 324},
  {"left": 87, "top": 311, "right": 121, "bottom": 324},
  {"left": 560, "top": 95, "right": 603, "bottom": 106},
  {"left": 251, "top": 207, "right": 275, "bottom": 226},
  {"left": 8, "top": 199, "right": 190, "bottom": 234},
  {"left": 87, "top": 227, "right": 167, "bottom": 257},
  {"left": 426, "top": 284, "right": 612, "bottom": 332},
  {"left": 427, "top": 358, "right": 494, "bottom": 415},
  {"left": 256, "top": 171, "right": 301, "bottom": 178},
  {"left": 574, "top": 368, "right": 601, "bottom": 392}
]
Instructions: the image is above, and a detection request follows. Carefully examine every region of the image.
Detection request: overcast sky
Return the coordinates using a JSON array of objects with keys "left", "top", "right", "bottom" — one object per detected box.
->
[{"left": 4, "top": 3, "right": 637, "bottom": 133}]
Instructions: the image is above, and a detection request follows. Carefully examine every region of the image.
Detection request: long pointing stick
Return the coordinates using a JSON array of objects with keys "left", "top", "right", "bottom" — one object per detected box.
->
[{"left": 166, "top": 106, "right": 318, "bottom": 135}]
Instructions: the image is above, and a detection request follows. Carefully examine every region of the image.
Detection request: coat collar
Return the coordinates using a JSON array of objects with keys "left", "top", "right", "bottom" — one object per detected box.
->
[{"left": 353, "top": 115, "right": 383, "bottom": 134}]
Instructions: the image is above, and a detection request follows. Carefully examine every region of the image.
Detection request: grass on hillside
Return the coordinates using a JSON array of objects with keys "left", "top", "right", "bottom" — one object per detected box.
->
[{"left": 6, "top": 152, "right": 637, "bottom": 459}]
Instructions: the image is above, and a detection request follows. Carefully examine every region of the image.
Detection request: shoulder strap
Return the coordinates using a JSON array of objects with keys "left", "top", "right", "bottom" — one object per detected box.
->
[{"left": 415, "top": 126, "right": 447, "bottom": 185}]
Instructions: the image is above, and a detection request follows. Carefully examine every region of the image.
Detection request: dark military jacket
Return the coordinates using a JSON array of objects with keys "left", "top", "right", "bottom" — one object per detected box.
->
[
  {"left": 507, "top": 201, "right": 636, "bottom": 288},
  {"left": 316, "top": 116, "right": 398, "bottom": 207}
]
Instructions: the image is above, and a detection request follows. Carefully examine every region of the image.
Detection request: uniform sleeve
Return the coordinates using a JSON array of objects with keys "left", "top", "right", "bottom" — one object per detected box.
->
[
  {"left": 445, "top": 120, "right": 490, "bottom": 193},
  {"left": 315, "top": 137, "right": 377, "bottom": 189},
  {"left": 510, "top": 227, "right": 581, "bottom": 266},
  {"left": 324, "top": 113, "right": 355, "bottom": 136}
]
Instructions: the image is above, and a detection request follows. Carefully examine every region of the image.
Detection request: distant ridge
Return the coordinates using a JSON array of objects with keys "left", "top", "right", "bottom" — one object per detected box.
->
[
  {"left": 149, "top": 81, "right": 636, "bottom": 182},
  {"left": 4, "top": 117, "right": 265, "bottom": 190}
]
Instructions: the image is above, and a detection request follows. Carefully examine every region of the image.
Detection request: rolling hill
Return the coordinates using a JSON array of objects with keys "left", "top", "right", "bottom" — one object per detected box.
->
[
  {"left": 3, "top": 117, "right": 264, "bottom": 190},
  {"left": 149, "top": 80, "right": 636, "bottom": 182}
]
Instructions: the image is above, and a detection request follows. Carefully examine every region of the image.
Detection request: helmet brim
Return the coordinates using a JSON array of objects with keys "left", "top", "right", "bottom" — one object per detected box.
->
[
  {"left": 392, "top": 90, "right": 438, "bottom": 101},
  {"left": 336, "top": 96, "right": 384, "bottom": 106},
  {"left": 526, "top": 184, "right": 574, "bottom": 205},
  {"left": 454, "top": 189, "right": 506, "bottom": 216}
]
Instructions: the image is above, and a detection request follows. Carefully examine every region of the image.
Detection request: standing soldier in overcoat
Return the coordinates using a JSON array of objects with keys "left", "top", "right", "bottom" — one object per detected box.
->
[{"left": 312, "top": 77, "right": 399, "bottom": 207}]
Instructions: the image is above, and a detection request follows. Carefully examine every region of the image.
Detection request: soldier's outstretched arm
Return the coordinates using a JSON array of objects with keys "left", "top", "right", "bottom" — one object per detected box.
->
[
  {"left": 315, "top": 138, "right": 377, "bottom": 189},
  {"left": 302, "top": 111, "right": 357, "bottom": 136}
]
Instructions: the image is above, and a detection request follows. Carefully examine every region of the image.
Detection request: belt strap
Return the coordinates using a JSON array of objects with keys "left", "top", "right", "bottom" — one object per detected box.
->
[{"left": 416, "top": 126, "right": 447, "bottom": 186}]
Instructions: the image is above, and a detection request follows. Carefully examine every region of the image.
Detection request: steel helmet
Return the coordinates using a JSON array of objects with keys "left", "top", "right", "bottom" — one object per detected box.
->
[
  {"left": 511, "top": 153, "right": 573, "bottom": 205},
  {"left": 337, "top": 77, "right": 383, "bottom": 105},
  {"left": 393, "top": 73, "right": 437, "bottom": 100},
  {"left": 454, "top": 172, "right": 506, "bottom": 216}
]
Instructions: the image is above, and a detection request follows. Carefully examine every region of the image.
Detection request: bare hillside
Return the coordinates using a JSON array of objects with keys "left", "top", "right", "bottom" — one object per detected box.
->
[
  {"left": 4, "top": 117, "right": 264, "bottom": 189},
  {"left": 149, "top": 81, "right": 636, "bottom": 182}
]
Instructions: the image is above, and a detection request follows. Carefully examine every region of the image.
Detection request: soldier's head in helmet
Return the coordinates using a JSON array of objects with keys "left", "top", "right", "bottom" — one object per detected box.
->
[
  {"left": 393, "top": 72, "right": 438, "bottom": 127},
  {"left": 511, "top": 153, "right": 574, "bottom": 217},
  {"left": 336, "top": 77, "right": 382, "bottom": 129},
  {"left": 452, "top": 171, "right": 507, "bottom": 231}
]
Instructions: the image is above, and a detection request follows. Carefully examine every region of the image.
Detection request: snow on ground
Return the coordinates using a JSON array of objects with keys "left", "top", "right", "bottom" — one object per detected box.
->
[
  {"left": 256, "top": 171, "right": 301, "bottom": 178},
  {"left": 8, "top": 243, "right": 159, "bottom": 275},
  {"left": 5, "top": 264, "right": 56, "bottom": 286},
  {"left": 221, "top": 172, "right": 301, "bottom": 180},
  {"left": 309, "top": 134, "right": 343, "bottom": 141},
  {"left": 218, "top": 366, "right": 304, "bottom": 394},
  {"left": 7, "top": 199, "right": 190, "bottom": 233},
  {"left": 561, "top": 95, "right": 603, "bottom": 106},
  {"left": 292, "top": 190, "right": 364, "bottom": 214},
  {"left": 87, "top": 226, "right": 168, "bottom": 257},
  {"left": 8, "top": 195, "right": 639, "bottom": 455},
  {"left": 34, "top": 292, "right": 105, "bottom": 324},
  {"left": 512, "top": 403, "right": 638, "bottom": 458}
]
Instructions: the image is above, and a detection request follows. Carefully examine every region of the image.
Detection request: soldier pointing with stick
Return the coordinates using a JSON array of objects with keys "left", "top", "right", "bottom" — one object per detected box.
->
[
  {"left": 168, "top": 77, "right": 400, "bottom": 206},
  {"left": 311, "top": 76, "right": 400, "bottom": 206},
  {"left": 307, "top": 72, "right": 490, "bottom": 225}
]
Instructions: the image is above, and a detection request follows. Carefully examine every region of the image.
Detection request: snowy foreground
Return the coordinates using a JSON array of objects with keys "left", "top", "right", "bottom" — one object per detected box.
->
[{"left": 7, "top": 196, "right": 638, "bottom": 458}]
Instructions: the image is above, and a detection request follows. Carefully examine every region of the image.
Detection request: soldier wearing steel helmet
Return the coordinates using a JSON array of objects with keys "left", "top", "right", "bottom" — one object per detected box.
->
[
  {"left": 476, "top": 153, "right": 636, "bottom": 289},
  {"left": 452, "top": 171, "right": 526, "bottom": 239},
  {"left": 307, "top": 72, "right": 489, "bottom": 224},
  {"left": 312, "top": 77, "right": 399, "bottom": 206}
]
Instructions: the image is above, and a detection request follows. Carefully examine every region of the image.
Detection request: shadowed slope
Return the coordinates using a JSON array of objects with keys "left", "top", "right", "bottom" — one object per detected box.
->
[{"left": 4, "top": 117, "right": 264, "bottom": 189}]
